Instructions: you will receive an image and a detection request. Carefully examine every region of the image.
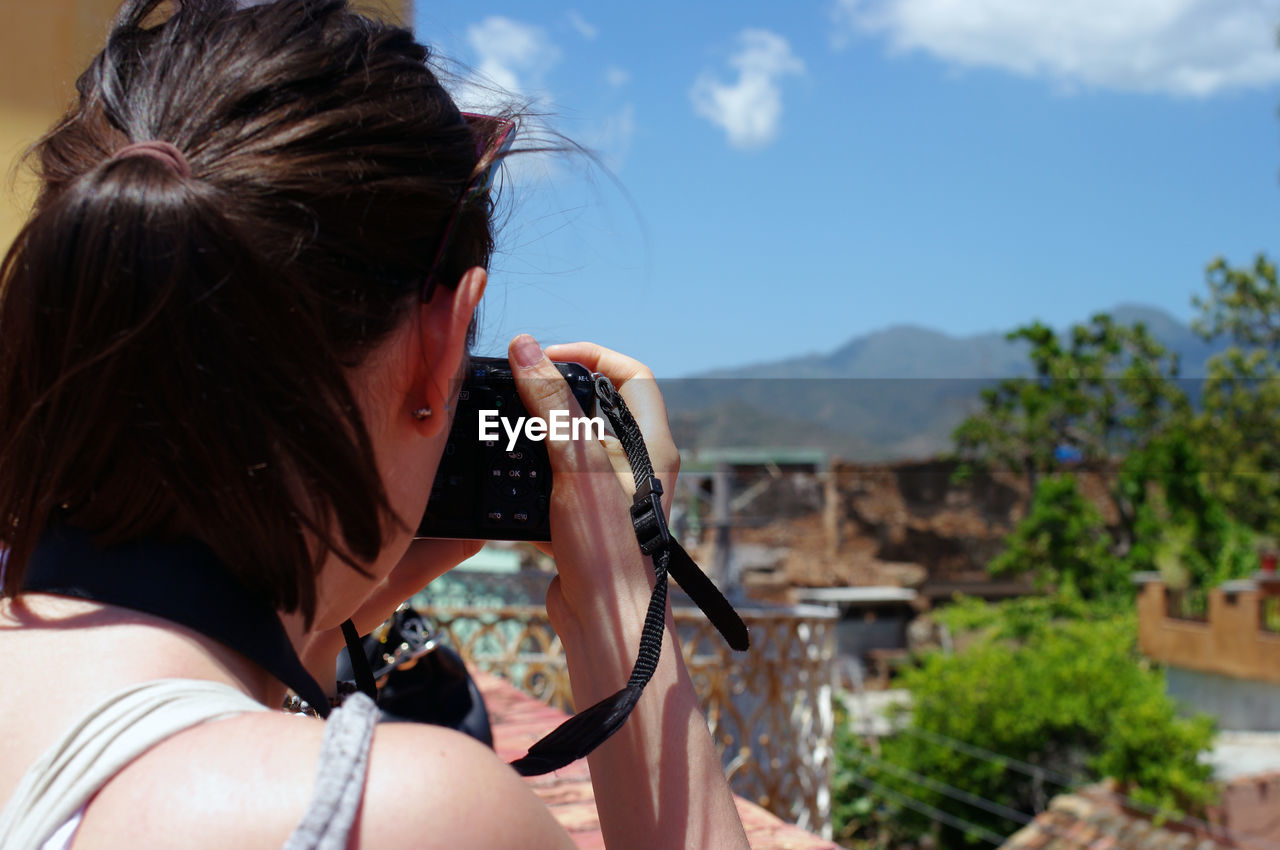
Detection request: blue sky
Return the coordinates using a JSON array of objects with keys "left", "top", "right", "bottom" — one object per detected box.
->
[{"left": 413, "top": 0, "right": 1280, "bottom": 377}]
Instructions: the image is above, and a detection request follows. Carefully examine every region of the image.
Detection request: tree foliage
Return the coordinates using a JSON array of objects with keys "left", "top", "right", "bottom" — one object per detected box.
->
[
  {"left": 1192, "top": 255, "right": 1280, "bottom": 536},
  {"left": 833, "top": 603, "right": 1217, "bottom": 849},
  {"left": 1194, "top": 255, "right": 1280, "bottom": 349},
  {"left": 953, "top": 314, "right": 1188, "bottom": 558},
  {"left": 987, "top": 474, "right": 1126, "bottom": 600},
  {"left": 952, "top": 306, "right": 1260, "bottom": 598}
]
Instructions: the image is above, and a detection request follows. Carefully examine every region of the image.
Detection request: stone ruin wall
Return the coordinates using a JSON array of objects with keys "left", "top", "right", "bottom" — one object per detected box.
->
[{"left": 727, "top": 458, "right": 1121, "bottom": 595}]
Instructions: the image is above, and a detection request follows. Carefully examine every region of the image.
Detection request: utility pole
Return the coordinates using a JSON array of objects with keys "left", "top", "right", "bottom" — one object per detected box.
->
[{"left": 712, "top": 461, "right": 738, "bottom": 599}]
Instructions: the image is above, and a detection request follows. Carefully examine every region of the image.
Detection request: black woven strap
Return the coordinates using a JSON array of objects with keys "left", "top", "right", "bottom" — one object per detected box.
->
[
  {"left": 592, "top": 375, "right": 747, "bottom": 652},
  {"left": 342, "top": 619, "right": 378, "bottom": 701},
  {"left": 508, "top": 374, "right": 748, "bottom": 776}
]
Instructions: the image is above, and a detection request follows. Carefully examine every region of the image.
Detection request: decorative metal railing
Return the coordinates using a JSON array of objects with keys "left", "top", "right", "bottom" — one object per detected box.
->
[{"left": 416, "top": 582, "right": 837, "bottom": 837}]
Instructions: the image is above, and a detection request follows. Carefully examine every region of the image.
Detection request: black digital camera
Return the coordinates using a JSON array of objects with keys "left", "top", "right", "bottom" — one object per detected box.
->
[{"left": 417, "top": 356, "right": 597, "bottom": 541}]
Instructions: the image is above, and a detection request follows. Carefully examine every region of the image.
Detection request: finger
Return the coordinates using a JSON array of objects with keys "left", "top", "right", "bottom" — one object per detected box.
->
[
  {"left": 508, "top": 334, "right": 611, "bottom": 475},
  {"left": 545, "top": 341, "right": 679, "bottom": 485},
  {"left": 543, "top": 340, "right": 656, "bottom": 493},
  {"left": 598, "top": 434, "right": 637, "bottom": 496}
]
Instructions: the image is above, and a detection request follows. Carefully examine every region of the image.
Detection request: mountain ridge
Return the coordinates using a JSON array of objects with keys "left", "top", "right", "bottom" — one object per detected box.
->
[
  {"left": 662, "top": 303, "right": 1230, "bottom": 461},
  {"left": 693, "top": 304, "right": 1222, "bottom": 380}
]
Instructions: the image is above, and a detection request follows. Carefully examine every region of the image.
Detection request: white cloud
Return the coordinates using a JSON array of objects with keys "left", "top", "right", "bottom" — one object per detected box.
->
[
  {"left": 442, "top": 18, "right": 563, "bottom": 188},
  {"left": 606, "top": 66, "right": 631, "bottom": 88},
  {"left": 589, "top": 103, "right": 637, "bottom": 169},
  {"left": 690, "top": 30, "right": 805, "bottom": 150},
  {"left": 831, "top": 0, "right": 1280, "bottom": 97},
  {"left": 454, "top": 16, "right": 561, "bottom": 112},
  {"left": 567, "top": 10, "right": 598, "bottom": 41}
]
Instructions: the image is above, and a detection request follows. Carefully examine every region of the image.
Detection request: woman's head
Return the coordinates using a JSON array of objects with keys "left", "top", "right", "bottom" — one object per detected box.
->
[{"left": 0, "top": 0, "right": 506, "bottom": 622}]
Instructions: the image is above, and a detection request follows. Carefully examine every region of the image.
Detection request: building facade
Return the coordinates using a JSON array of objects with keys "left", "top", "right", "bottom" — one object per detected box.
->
[{"left": 1135, "top": 573, "right": 1280, "bottom": 730}]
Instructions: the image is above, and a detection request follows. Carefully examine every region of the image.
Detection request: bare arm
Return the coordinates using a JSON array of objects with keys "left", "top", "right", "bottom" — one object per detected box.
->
[{"left": 514, "top": 337, "right": 750, "bottom": 850}]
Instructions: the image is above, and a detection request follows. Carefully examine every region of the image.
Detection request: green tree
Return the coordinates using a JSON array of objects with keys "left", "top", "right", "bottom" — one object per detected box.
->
[
  {"left": 1123, "top": 428, "right": 1256, "bottom": 591},
  {"left": 1191, "top": 255, "right": 1280, "bottom": 536},
  {"left": 987, "top": 474, "right": 1126, "bottom": 600},
  {"left": 833, "top": 604, "right": 1217, "bottom": 849},
  {"left": 1194, "top": 255, "right": 1280, "bottom": 348},
  {"left": 953, "top": 314, "right": 1188, "bottom": 556}
]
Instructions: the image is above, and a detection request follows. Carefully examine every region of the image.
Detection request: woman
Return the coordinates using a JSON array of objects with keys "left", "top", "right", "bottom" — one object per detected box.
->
[{"left": 0, "top": 0, "right": 751, "bottom": 847}]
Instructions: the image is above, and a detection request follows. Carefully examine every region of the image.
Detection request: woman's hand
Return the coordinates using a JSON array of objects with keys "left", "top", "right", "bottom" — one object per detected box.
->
[
  {"left": 508, "top": 335, "right": 679, "bottom": 634},
  {"left": 543, "top": 341, "right": 679, "bottom": 519}
]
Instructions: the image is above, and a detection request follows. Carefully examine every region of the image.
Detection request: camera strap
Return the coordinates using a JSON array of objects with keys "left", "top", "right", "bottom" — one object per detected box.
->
[
  {"left": 23, "top": 525, "right": 335, "bottom": 718},
  {"left": 340, "top": 373, "right": 751, "bottom": 776},
  {"left": 506, "top": 373, "right": 748, "bottom": 775}
]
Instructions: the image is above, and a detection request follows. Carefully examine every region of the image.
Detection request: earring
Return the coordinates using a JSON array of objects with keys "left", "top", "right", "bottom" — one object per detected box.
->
[{"left": 411, "top": 406, "right": 433, "bottom": 421}]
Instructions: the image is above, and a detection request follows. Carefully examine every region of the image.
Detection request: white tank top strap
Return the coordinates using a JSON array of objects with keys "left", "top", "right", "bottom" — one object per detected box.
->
[
  {"left": 281, "top": 691, "right": 379, "bottom": 850},
  {"left": 0, "top": 678, "right": 268, "bottom": 850}
]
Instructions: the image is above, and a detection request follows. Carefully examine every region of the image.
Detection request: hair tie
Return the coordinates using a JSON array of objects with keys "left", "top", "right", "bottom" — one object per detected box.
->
[{"left": 112, "top": 140, "right": 191, "bottom": 179}]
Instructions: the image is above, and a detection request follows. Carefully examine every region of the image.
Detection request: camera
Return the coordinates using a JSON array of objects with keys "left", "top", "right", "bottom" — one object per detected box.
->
[{"left": 417, "top": 356, "right": 597, "bottom": 541}]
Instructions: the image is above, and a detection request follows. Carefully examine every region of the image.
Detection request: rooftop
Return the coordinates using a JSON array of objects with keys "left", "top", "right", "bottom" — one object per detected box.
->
[
  {"left": 795, "top": 586, "right": 918, "bottom": 604},
  {"left": 680, "top": 447, "right": 829, "bottom": 472},
  {"left": 1001, "top": 790, "right": 1236, "bottom": 850}
]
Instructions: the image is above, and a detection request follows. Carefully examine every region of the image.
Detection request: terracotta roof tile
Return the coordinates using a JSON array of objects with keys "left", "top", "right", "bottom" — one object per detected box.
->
[
  {"left": 1000, "top": 791, "right": 1238, "bottom": 850},
  {"left": 475, "top": 671, "right": 839, "bottom": 849}
]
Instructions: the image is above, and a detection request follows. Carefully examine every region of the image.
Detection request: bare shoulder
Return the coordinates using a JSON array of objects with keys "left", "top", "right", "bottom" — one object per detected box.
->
[
  {"left": 358, "top": 722, "right": 577, "bottom": 850},
  {"left": 74, "top": 709, "right": 327, "bottom": 849},
  {"left": 75, "top": 709, "right": 575, "bottom": 850}
]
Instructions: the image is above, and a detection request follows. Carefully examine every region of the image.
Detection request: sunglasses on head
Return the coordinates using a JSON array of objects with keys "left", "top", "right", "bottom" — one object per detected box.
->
[{"left": 421, "top": 112, "right": 517, "bottom": 301}]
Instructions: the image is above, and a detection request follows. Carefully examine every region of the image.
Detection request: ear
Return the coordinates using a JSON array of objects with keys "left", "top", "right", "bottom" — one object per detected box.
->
[{"left": 412, "top": 266, "right": 486, "bottom": 435}]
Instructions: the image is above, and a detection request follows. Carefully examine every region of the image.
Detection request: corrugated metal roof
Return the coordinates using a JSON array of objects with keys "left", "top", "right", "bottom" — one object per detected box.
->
[{"left": 681, "top": 447, "right": 829, "bottom": 472}]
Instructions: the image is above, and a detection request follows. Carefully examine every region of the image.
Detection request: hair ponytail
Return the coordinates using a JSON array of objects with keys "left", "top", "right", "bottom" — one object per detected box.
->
[{"left": 0, "top": 139, "right": 385, "bottom": 622}]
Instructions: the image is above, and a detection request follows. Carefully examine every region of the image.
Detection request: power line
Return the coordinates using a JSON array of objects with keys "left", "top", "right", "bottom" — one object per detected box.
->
[
  {"left": 886, "top": 722, "right": 1280, "bottom": 850},
  {"left": 854, "top": 749, "right": 1243, "bottom": 850},
  {"left": 898, "top": 724, "right": 1082, "bottom": 788},
  {"left": 851, "top": 748, "right": 1034, "bottom": 827},
  {"left": 847, "top": 728, "right": 1200, "bottom": 850},
  {"left": 851, "top": 749, "right": 1131, "bottom": 850},
  {"left": 843, "top": 771, "right": 1008, "bottom": 846}
]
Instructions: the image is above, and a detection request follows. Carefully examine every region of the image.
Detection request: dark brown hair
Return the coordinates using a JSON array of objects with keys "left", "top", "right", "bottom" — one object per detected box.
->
[{"left": 0, "top": 0, "right": 503, "bottom": 622}]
